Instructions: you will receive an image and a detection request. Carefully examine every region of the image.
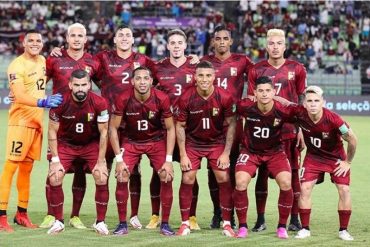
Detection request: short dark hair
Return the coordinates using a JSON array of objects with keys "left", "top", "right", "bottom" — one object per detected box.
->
[
  {"left": 167, "top": 29, "right": 187, "bottom": 41},
  {"left": 213, "top": 25, "right": 231, "bottom": 37},
  {"left": 70, "top": 69, "right": 90, "bottom": 82},
  {"left": 133, "top": 66, "right": 152, "bottom": 78},
  {"left": 196, "top": 61, "right": 214, "bottom": 70},
  {"left": 255, "top": 76, "right": 273, "bottom": 87},
  {"left": 25, "top": 29, "right": 42, "bottom": 36},
  {"left": 115, "top": 24, "right": 132, "bottom": 35}
]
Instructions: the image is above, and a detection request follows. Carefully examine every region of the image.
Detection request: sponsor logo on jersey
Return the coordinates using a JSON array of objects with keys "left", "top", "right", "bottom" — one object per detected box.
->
[
  {"left": 148, "top": 111, "right": 156, "bottom": 119},
  {"left": 230, "top": 67, "right": 237, "bottom": 76},
  {"left": 9, "top": 73, "right": 17, "bottom": 81},
  {"left": 186, "top": 74, "right": 193, "bottom": 83},
  {"left": 134, "top": 62, "right": 141, "bottom": 69},
  {"left": 59, "top": 66, "right": 74, "bottom": 70},
  {"left": 322, "top": 132, "right": 330, "bottom": 139},
  {"left": 190, "top": 110, "right": 203, "bottom": 114},
  {"left": 28, "top": 72, "right": 37, "bottom": 77},
  {"left": 62, "top": 115, "right": 75, "bottom": 119},
  {"left": 126, "top": 112, "right": 140, "bottom": 116},
  {"left": 212, "top": 107, "right": 219, "bottom": 116},
  {"left": 87, "top": 112, "right": 95, "bottom": 121},
  {"left": 288, "top": 71, "right": 295, "bottom": 80},
  {"left": 246, "top": 117, "right": 260, "bottom": 122},
  {"left": 109, "top": 64, "right": 121, "bottom": 68},
  {"left": 273, "top": 118, "right": 282, "bottom": 126}
]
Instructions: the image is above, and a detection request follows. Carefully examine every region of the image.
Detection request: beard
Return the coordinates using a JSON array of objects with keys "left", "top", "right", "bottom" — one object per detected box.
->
[{"left": 74, "top": 91, "right": 87, "bottom": 101}]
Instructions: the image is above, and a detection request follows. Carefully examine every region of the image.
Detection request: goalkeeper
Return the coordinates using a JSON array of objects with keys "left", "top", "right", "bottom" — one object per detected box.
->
[{"left": 0, "top": 30, "right": 62, "bottom": 233}]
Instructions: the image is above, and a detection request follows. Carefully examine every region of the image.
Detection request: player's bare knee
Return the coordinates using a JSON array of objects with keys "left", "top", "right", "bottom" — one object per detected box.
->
[
  {"left": 337, "top": 185, "right": 350, "bottom": 197},
  {"left": 49, "top": 174, "right": 64, "bottom": 186},
  {"left": 181, "top": 173, "right": 196, "bottom": 184}
]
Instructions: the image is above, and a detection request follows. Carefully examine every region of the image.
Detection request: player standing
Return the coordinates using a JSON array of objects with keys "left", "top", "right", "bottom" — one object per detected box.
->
[
  {"left": 46, "top": 69, "right": 109, "bottom": 235},
  {"left": 109, "top": 66, "right": 175, "bottom": 236},
  {"left": 202, "top": 25, "right": 253, "bottom": 228},
  {"left": 40, "top": 22, "right": 100, "bottom": 230},
  {"left": 247, "top": 28, "right": 306, "bottom": 232},
  {"left": 234, "top": 76, "right": 295, "bottom": 239},
  {"left": 176, "top": 61, "right": 236, "bottom": 237},
  {"left": 0, "top": 30, "right": 62, "bottom": 232}
]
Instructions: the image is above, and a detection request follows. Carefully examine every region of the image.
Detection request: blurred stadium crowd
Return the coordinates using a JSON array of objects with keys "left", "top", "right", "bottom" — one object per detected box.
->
[{"left": 0, "top": 1, "right": 369, "bottom": 75}]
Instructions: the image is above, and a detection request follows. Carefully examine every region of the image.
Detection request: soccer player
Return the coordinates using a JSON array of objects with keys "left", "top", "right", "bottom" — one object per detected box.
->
[
  {"left": 176, "top": 61, "right": 236, "bottom": 237},
  {"left": 109, "top": 66, "right": 175, "bottom": 236},
  {"left": 149, "top": 28, "right": 199, "bottom": 230},
  {"left": 40, "top": 22, "right": 100, "bottom": 230},
  {"left": 247, "top": 28, "right": 306, "bottom": 232},
  {"left": 289, "top": 86, "right": 357, "bottom": 241},
  {"left": 233, "top": 76, "right": 295, "bottom": 239},
  {"left": 0, "top": 30, "right": 62, "bottom": 232},
  {"left": 46, "top": 69, "right": 109, "bottom": 235},
  {"left": 202, "top": 25, "right": 254, "bottom": 228}
]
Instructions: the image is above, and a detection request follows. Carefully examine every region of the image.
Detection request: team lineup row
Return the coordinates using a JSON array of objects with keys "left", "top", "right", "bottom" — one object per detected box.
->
[{"left": 0, "top": 24, "right": 356, "bottom": 242}]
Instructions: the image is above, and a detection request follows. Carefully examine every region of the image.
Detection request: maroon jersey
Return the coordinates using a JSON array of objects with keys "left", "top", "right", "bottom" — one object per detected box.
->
[
  {"left": 112, "top": 88, "right": 172, "bottom": 143},
  {"left": 295, "top": 106, "right": 348, "bottom": 162},
  {"left": 49, "top": 92, "right": 109, "bottom": 146},
  {"left": 46, "top": 50, "right": 99, "bottom": 94},
  {"left": 247, "top": 59, "right": 307, "bottom": 139},
  {"left": 202, "top": 53, "right": 253, "bottom": 102},
  {"left": 154, "top": 57, "right": 196, "bottom": 106},
  {"left": 237, "top": 99, "right": 296, "bottom": 155},
  {"left": 95, "top": 50, "right": 155, "bottom": 110},
  {"left": 176, "top": 86, "right": 236, "bottom": 148}
]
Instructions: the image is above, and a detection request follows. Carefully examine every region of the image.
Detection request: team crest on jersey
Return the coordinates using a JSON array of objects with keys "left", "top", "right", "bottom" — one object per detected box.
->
[
  {"left": 212, "top": 107, "right": 219, "bottom": 116},
  {"left": 230, "top": 67, "right": 237, "bottom": 76},
  {"left": 9, "top": 73, "right": 17, "bottom": 81},
  {"left": 85, "top": 66, "right": 91, "bottom": 74},
  {"left": 186, "top": 74, "right": 193, "bottom": 83},
  {"left": 288, "top": 71, "right": 295, "bottom": 80},
  {"left": 134, "top": 62, "right": 141, "bottom": 69},
  {"left": 148, "top": 111, "right": 156, "bottom": 119},
  {"left": 322, "top": 132, "right": 330, "bottom": 139},
  {"left": 232, "top": 104, "right": 236, "bottom": 113},
  {"left": 87, "top": 113, "right": 94, "bottom": 121},
  {"left": 273, "top": 118, "right": 281, "bottom": 126}
]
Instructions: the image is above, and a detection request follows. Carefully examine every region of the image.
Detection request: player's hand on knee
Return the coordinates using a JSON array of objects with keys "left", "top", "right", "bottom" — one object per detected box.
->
[
  {"left": 115, "top": 161, "right": 129, "bottom": 182},
  {"left": 50, "top": 46, "right": 64, "bottom": 57},
  {"left": 334, "top": 159, "right": 351, "bottom": 177},
  {"left": 48, "top": 162, "right": 65, "bottom": 185},
  {"left": 217, "top": 152, "right": 230, "bottom": 169},
  {"left": 93, "top": 160, "right": 108, "bottom": 184},
  {"left": 37, "top": 93, "right": 63, "bottom": 108},
  {"left": 158, "top": 162, "right": 174, "bottom": 183},
  {"left": 180, "top": 155, "right": 192, "bottom": 171}
]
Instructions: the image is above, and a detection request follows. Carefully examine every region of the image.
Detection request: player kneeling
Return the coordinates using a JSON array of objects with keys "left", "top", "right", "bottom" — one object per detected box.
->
[{"left": 47, "top": 70, "right": 110, "bottom": 235}]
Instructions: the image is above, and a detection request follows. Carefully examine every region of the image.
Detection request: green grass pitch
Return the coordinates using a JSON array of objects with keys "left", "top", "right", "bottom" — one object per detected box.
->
[{"left": 0, "top": 110, "right": 369, "bottom": 247}]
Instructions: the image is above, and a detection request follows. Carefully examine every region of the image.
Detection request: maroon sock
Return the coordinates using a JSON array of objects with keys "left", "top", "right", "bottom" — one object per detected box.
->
[
  {"left": 255, "top": 166, "right": 269, "bottom": 214},
  {"left": 208, "top": 170, "right": 220, "bottom": 213},
  {"left": 338, "top": 210, "right": 351, "bottom": 229},
  {"left": 50, "top": 185, "right": 64, "bottom": 221},
  {"left": 160, "top": 181, "right": 173, "bottom": 223},
  {"left": 129, "top": 173, "right": 141, "bottom": 218},
  {"left": 71, "top": 171, "right": 86, "bottom": 217},
  {"left": 179, "top": 182, "right": 193, "bottom": 221},
  {"left": 45, "top": 177, "right": 53, "bottom": 215},
  {"left": 233, "top": 189, "right": 248, "bottom": 225},
  {"left": 291, "top": 170, "right": 301, "bottom": 216},
  {"left": 218, "top": 181, "right": 233, "bottom": 221},
  {"left": 189, "top": 179, "right": 199, "bottom": 217},
  {"left": 299, "top": 208, "right": 311, "bottom": 228},
  {"left": 116, "top": 182, "right": 128, "bottom": 222},
  {"left": 278, "top": 189, "right": 293, "bottom": 225},
  {"left": 95, "top": 184, "right": 109, "bottom": 222},
  {"left": 150, "top": 169, "right": 161, "bottom": 215}
]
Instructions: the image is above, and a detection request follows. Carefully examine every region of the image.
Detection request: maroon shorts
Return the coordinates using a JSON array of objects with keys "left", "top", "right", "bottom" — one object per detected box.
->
[
  {"left": 301, "top": 156, "right": 350, "bottom": 185},
  {"left": 123, "top": 140, "right": 166, "bottom": 173},
  {"left": 58, "top": 142, "right": 99, "bottom": 173},
  {"left": 186, "top": 144, "right": 226, "bottom": 171},
  {"left": 235, "top": 149, "right": 291, "bottom": 178},
  {"left": 282, "top": 138, "right": 300, "bottom": 170}
]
